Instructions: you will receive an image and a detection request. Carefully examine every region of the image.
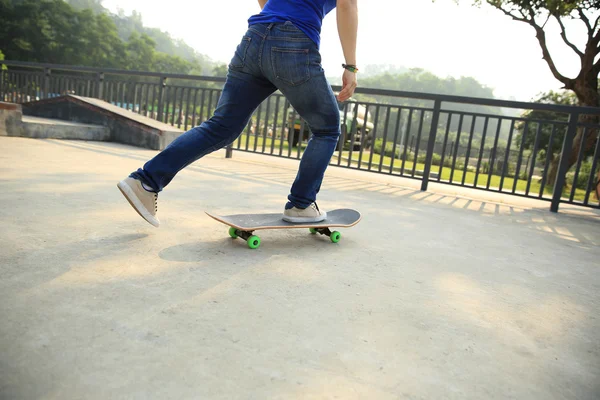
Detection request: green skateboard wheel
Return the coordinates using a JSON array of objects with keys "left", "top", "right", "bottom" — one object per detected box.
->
[
  {"left": 228, "top": 227, "right": 238, "bottom": 239},
  {"left": 330, "top": 231, "right": 341, "bottom": 243},
  {"left": 248, "top": 235, "right": 261, "bottom": 249},
  {"left": 309, "top": 228, "right": 318, "bottom": 234}
]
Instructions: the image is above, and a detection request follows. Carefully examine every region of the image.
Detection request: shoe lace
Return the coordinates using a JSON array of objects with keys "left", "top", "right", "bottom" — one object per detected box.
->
[{"left": 154, "top": 193, "right": 158, "bottom": 212}]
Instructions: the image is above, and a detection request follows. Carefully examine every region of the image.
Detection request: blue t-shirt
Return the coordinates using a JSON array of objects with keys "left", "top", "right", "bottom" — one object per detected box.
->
[{"left": 248, "top": 0, "right": 337, "bottom": 48}]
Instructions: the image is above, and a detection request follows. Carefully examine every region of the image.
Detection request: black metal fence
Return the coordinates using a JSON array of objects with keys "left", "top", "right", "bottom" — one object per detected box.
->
[{"left": 2, "top": 60, "right": 599, "bottom": 212}]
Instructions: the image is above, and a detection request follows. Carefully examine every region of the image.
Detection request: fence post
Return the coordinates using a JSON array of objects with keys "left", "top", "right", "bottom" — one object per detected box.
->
[
  {"left": 0, "top": 64, "right": 4, "bottom": 102},
  {"left": 550, "top": 112, "right": 579, "bottom": 212},
  {"left": 43, "top": 67, "right": 51, "bottom": 99},
  {"left": 157, "top": 76, "right": 167, "bottom": 122},
  {"left": 96, "top": 72, "right": 104, "bottom": 100},
  {"left": 225, "top": 144, "right": 233, "bottom": 158},
  {"left": 421, "top": 99, "right": 442, "bottom": 191}
]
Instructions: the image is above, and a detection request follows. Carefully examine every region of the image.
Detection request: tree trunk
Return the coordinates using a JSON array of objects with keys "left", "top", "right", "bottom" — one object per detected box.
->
[
  {"left": 523, "top": 5, "right": 600, "bottom": 194},
  {"left": 546, "top": 77, "right": 599, "bottom": 191},
  {"left": 547, "top": 117, "right": 599, "bottom": 187}
]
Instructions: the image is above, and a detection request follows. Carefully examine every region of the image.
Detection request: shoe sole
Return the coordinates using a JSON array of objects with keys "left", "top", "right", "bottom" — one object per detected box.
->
[
  {"left": 282, "top": 212, "right": 327, "bottom": 223},
  {"left": 117, "top": 180, "right": 160, "bottom": 227}
]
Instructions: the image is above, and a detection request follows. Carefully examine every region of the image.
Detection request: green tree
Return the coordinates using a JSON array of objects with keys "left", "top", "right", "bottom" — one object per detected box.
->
[
  {"left": 357, "top": 68, "right": 496, "bottom": 107},
  {"left": 212, "top": 64, "right": 228, "bottom": 77},
  {"left": 517, "top": 90, "right": 578, "bottom": 164},
  {"left": 65, "top": 0, "right": 105, "bottom": 14},
  {"left": 352, "top": 68, "right": 506, "bottom": 142},
  {"left": 107, "top": 7, "right": 211, "bottom": 73},
  {"left": 89, "top": 12, "right": 128, "bottom": 68},
  {"left": 456, "top": 0, "right": 600, "bottom": 185},
  {"left": 126, "top": 32, "right": 156, "bottom": 71},
  {"left": 0, "top": 0, "right": 126, "bottom": 67},
  {"left": 153, "top": 53, "right": 192, "bottom": 74},
  {"left": 1, "top": 0, "right": 209, "bottom": 74}
]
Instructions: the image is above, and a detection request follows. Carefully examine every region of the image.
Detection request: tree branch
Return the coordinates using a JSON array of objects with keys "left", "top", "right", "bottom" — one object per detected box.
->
[
  {"left": 532, "top": 24, "right": 573, "bottom": 88},
  {"left": 493, "top": 4, "right": 573, "bottom": 89},
  {"left": 528, "top": 6, "right": 536, "bottom": 22},
  {"left": 554, "top": 14, "right": 584, "bottom": 58},
  {"left": 495, "top": 4, "right": 530, "bottom": 24},
  {"left": 578, "top": 7, "right": 593, "bottom": 36},
  {"left": 594, "top": 41, "right": 600, "bottom": 74}
]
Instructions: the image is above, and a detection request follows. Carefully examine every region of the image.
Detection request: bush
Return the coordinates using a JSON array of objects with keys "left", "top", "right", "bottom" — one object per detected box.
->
[
  {"left": 537, "top": 149, "right": 547, "bottom": 165},
  {"left": 373, "top": 138, "right": 399, "bottom": 158},
  {"left": 519, "top": 171, "right": 529, "bottom": 181},
  {"left": 481, "top": 161, "right": 490, "bottom": 174},
  {"left": 416, "top": 153, "right": 442, "bottom": 166},
  {"left": 415, "top": 153, "right": 468, "bottom": 171},
  {"left": 442, "top": 157, "right": 463, "bottom": 170},
  {"left": 567, "top": 160, "right": 599, "bottom": 190},
  {"left": 494, "top": 161, "right": 516, "bottom": 178},
  {"left": 417, "top": 154, "right": 465, "bottom": 170}
]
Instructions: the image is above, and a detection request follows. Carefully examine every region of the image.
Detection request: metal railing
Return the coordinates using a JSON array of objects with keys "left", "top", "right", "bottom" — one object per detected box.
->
[{"left": 2, "top": 60, "right": 599, "bottom": 212}]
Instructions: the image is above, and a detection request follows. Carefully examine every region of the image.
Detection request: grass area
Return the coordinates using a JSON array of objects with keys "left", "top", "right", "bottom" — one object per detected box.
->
[
  {"left": 232, "top": 135, "right": 591, "bottom": 202},
  {"left": 233, "top": 134, "right": 306, "bottom": 157},
  {"left": 333, "top": 151, "right": 590, "bottom": 202}
]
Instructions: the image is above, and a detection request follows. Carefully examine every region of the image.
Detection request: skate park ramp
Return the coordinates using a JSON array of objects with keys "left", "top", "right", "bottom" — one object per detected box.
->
[{"left": 20, "top": 95, "right": 182, "bottom": 150}]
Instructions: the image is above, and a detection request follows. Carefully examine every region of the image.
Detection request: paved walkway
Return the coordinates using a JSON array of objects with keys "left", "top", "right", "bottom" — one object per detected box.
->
[{"left": 1, "top": 137, "right": 599, "bottom": 400}]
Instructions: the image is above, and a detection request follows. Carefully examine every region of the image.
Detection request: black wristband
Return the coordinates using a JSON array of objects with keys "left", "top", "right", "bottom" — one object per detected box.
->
[{"left": 342, "top": 64, "right": 359, "bottom": 73}]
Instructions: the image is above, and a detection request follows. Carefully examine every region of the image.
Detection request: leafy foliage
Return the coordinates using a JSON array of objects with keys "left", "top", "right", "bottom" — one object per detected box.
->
[
  {"left": 348, "top": 68, "right": 508, "bottom": 137},
  {"left": 516, "top": 90, "right": 578, "bottom": 154},
  {"left": 459, "top": 0, "right": 599, "bottom": 106},
  {"left": 65, "top": 0, "right": 221, "bottom": 75},
  {"left": 0, "top": 0, "right": 225, "bottom": 75},
  {"left": 472, "top": 0, "right": 599, "bottom": 16},
  {"left": 445, "top": 0, "right": 600, "bottom": 187}
]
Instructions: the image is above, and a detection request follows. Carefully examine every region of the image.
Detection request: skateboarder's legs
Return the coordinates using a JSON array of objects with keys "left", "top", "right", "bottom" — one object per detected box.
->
[
  {"left": 130, "top": 22, "right": 340, "bottom": 204},
  {"left": 278, "top": 73, "right": 340, "bottom": 210},
  {"left": 129, "top": 66, "right": 276, "bottom": 192},
  {"left": 118, "top": 22, "right": 342, "bottom": 226},
  {"left": 259, "top": 22, "right": 341, "bottom": 210}
]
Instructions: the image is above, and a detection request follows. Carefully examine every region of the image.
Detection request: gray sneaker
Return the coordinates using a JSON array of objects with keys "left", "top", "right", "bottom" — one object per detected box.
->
[
  {"left": 117, "top": 177, "right": 160, "bottom": 227},
  {"left": 283, "top": 203, "right": 327, "bottom": 223}
]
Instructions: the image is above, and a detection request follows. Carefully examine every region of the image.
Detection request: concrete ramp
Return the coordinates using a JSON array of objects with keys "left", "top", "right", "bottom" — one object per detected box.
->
[
  {"left": 0, "top": 102, "right": 24, "bottom": 137},
  {"left": 20, "top": 115, "right": 110, "bottom": 141},
  {"left": 21, "top": 95, "right": 183, "bottom": 150}
]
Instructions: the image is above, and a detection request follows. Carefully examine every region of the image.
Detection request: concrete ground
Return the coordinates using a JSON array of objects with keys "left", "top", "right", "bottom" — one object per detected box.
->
[{"left": 0, "top": 136, "right": 599, "bottom": 400}]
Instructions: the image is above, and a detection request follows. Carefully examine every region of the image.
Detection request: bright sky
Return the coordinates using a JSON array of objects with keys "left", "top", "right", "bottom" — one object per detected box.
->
[{"left": 102, "top": 0, "right": 590, "bottom": 102}]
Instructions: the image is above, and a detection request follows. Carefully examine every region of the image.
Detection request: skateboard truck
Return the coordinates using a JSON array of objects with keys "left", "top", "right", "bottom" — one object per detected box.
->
[
  {"left": 228, "top": 226, "right": 341, "bottom": 249},
  {"left": 309, "top": 227, "right": 341, "bottom": 243},
  {"left": 228, "top": 228, "right": 262, "bottom": 249}
]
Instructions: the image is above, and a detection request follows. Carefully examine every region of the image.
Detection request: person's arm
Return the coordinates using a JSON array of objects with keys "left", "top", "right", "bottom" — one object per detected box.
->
[
  {"left": 336, "top": 0, "right": 358, "bottom": 102},
  {"left": 258, "top": 0, "right": 268, "bottom": 9}
]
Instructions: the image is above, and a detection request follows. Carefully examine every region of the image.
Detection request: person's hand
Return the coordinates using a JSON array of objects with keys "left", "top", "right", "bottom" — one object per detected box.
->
[{"left": 337, "top": 69, "right": 357, "bottom": 102}]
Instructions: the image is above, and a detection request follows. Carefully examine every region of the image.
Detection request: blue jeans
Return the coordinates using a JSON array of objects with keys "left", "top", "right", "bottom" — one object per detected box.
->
[{"left": 130, "top": 22, "right": 341, "bottom": 209}]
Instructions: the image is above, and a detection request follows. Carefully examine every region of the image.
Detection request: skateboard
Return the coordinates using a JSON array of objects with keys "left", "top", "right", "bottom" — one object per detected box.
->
[{"left": 206, "top": 208, "right": 361, "bottom": 249}]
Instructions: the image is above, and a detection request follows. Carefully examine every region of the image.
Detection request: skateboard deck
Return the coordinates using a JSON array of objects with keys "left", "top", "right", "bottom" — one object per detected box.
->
[{"left": 206, "top": 208, "right": 361, "bottom": 249}]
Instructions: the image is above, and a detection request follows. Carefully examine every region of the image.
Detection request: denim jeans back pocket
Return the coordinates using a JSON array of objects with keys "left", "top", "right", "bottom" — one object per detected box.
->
[
  {"left": 230, "top": 36, "right": 251, "bottom": 69},
  {"left": 278, "top": 21, "right": 302, "bottom": 33},
  {"left": 271, "top": 47, "right": 310, "bottom": 86}
]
